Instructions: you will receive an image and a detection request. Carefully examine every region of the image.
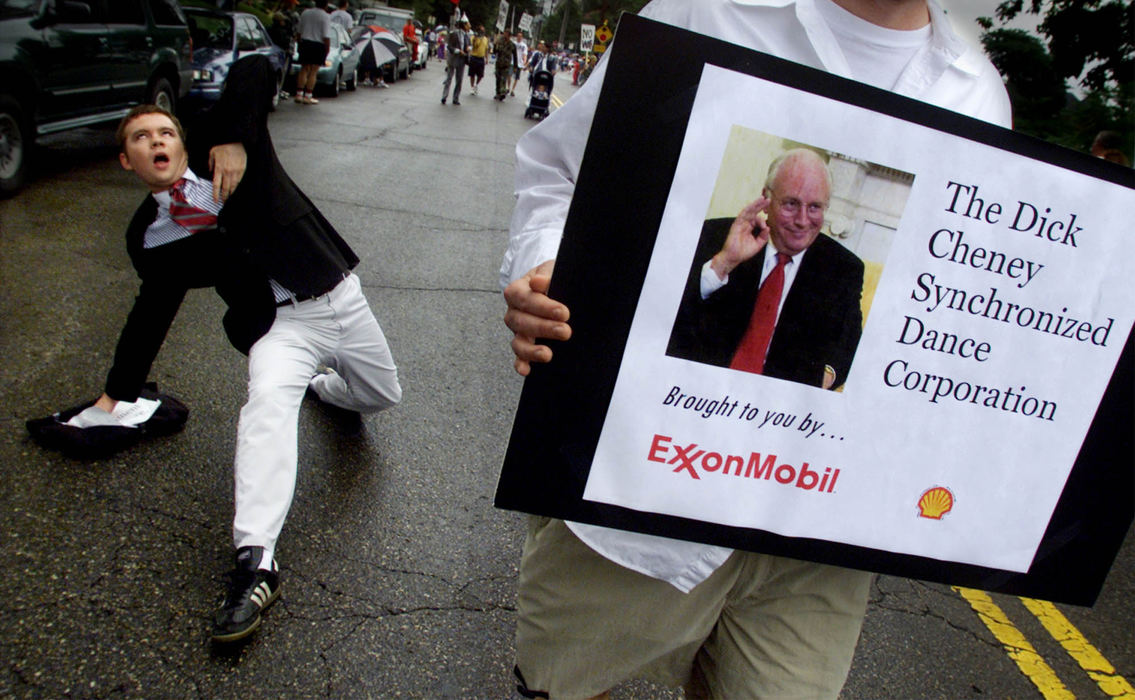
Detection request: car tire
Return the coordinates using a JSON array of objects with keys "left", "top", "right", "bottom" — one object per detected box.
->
[
  {"left": 329, "top": 68, "right": 340, "bottom": 97},
  {"left": 149, "top": 77, "right": 176, "bottom": 114},
  {"left": 400, "top": 64, "right": 409, "bottom": 80},
  {"left": 346, "top": 68, "right": 357, "bottom": 91},
  {"left": 0, "top": 96, "right": 29, "bottom": 197}
]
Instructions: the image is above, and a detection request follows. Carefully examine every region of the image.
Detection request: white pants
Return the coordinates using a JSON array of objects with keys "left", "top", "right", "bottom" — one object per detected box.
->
[{"left": 232, "top": 273, "right": 401, "bottom": 559}]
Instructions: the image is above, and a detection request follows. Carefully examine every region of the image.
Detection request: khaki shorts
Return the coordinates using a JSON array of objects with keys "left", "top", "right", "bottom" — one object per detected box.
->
[{"left": 515, "top": 517, "right": 872, "bottom": 700}]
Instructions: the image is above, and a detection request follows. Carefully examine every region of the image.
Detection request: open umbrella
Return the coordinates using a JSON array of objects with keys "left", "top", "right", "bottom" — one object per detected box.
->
[
  {"left": 368, "top": 27, "right": 405, "bottom": 61},
  {"left": 356, "top": 25, "right": 398, "bottom": 74}
]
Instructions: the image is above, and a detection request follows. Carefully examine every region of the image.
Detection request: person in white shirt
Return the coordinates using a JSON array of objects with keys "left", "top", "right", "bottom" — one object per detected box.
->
[
  {"left": 329, "top": 0, "right": 353, "bottom": 31},
  {"left": 511, "top": 34, "right": 528, "bottom": 96},
  {"left": 295, "top": 0, "right": 333, "bottom": 105},
  {"left": 500, "top": 0, "right": 1010, "bottom": 698}
]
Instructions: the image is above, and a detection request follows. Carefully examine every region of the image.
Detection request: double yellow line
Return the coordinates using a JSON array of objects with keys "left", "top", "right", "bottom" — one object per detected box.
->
[{"left": 955, "top": 587, "right": 1134, "bottom": 698}]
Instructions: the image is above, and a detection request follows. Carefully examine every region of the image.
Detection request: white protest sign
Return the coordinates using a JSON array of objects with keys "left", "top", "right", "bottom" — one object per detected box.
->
[
  {"left": 580, "top": 23, "right": 595, "bottom": 52},
  {"left": 582, "top": 65, "right": 1135, "bottom": 574},
  {"left": 497, "top": 1, "right": 508, "bottom": 30}
]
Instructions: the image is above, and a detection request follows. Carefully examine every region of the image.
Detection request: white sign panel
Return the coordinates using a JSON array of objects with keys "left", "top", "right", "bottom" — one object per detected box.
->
[
  {"left": 582, "top": 64, "right": 1135, "bottom": 575},
  {"left": 497, "top": 1, "right": 508, "bottom": 30},
  {"left": 580, "top": 23, "right": 595, "bottom": 52}
]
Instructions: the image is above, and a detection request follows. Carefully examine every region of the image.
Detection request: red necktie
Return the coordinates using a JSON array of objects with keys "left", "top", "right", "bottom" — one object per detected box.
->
[
  {"left": 169, "top": 178, "right": 217, "bottom": 233},
  {"left": 729, "top": 252, "right": 790, "bottom": 374}
]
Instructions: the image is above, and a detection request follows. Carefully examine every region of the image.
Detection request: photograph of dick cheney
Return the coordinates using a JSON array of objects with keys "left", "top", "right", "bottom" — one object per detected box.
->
[{"left": 667, "top": 148, "right": 864, "bottom": 390}]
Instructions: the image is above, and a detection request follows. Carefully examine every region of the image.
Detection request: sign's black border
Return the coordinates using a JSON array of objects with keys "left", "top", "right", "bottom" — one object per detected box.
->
[{"left": 496, "top": 14, "right": 1134, "bottom": 606}]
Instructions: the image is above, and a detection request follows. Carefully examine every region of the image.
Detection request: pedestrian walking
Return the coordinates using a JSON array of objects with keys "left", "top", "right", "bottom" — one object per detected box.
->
[
  {"left": 510, "top": 33, "right": 528, "bottom": 97},
  {"left": 493, "top": 29, "right": 516, "bottom": 101},
  {"left": 468, "top": 25, "right": 489, "bottom": 95},
  {"left": 441, "top": 20, "right": 470, "bottom": 105}
]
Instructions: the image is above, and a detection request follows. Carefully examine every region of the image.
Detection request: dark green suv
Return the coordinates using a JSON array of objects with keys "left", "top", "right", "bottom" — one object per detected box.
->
[{"left": 0, "top": 0, "right": 193, "bottom": 195}]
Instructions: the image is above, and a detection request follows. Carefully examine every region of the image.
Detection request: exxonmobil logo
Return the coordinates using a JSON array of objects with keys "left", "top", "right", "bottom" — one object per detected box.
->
[{"left": 647, "top": 434, "right": 841, "bottom": 494}]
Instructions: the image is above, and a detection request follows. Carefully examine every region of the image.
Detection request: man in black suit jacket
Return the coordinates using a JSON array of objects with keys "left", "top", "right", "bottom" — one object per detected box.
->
[
  {"left": 79, "top": 55, "right": 401, "bottom": 642},
  {"left": 667, "top": 148, "right": 864, "bottom": 389}
]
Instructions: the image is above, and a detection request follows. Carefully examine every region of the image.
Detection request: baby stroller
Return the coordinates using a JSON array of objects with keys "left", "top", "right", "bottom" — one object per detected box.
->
[{"left": 525, "top": 69, "right": 553, "bottom": 120}]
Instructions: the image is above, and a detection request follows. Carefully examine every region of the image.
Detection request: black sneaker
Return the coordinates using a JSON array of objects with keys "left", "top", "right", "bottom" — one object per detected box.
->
[{"left": 211, "top": 546, "right": 280, "bottom": 643}]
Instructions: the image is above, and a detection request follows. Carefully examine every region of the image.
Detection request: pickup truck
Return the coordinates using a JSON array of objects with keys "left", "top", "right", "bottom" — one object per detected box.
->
[{"left": 1, "top": 0, "right": 193, "bottom": 195}]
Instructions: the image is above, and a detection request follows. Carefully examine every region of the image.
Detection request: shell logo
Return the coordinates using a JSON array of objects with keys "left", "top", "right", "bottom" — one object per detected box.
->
[{"left": 917, "top": 486, "right": 954, "bottom": 520}]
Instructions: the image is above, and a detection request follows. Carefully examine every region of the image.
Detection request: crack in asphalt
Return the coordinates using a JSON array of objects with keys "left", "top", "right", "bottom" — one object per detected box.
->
[{"left": 871, "top": 579, "right": 1005, "bottom": 652}]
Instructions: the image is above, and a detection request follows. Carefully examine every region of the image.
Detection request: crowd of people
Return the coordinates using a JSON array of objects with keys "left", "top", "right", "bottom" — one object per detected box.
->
[
  {"left": 436, "top": 19, "right": 595, "bottom": 105},
  {"left": 268, "top": 1, "right": 590, "bottom": 108}
]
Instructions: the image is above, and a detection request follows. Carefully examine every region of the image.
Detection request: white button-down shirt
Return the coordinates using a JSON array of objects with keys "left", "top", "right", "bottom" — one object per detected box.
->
[{"left": 500, "top": 0, "right": 1012, "bottom": 592}]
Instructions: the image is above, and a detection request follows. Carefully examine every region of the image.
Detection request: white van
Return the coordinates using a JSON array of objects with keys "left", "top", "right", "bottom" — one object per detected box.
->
[{"left": 357, "top": 6, "right": 413, "bottom": 34}]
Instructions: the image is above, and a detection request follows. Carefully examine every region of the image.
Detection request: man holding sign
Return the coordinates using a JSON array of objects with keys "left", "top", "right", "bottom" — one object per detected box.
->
[{"left": 501, "top": 0, "right": 1010, "bottom": 697}]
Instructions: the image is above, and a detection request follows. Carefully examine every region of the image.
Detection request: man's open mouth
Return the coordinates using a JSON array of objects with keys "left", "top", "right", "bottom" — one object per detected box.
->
[{"left": 153, "top": 153, "right": 170, "bottom": 165}]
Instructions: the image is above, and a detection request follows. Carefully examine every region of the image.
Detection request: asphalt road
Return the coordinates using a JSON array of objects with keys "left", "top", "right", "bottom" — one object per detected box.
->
[{"left": 1, "top": 64, "right": 1131, "bottom": 699}]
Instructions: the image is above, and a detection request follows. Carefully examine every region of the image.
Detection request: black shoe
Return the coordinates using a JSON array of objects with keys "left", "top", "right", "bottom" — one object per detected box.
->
[
  {"left": 453, "top": 100, "right": 461, "bottom": 105},
  {"left": 441, "top": 97, "right": 446, "bottom": 104},
  {"left": 211, "top": 546, "right": 280, "bottom": 643}
]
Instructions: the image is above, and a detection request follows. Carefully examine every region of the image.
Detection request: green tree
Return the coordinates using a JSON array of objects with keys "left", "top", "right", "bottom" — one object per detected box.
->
[
  {"left": 979, "top": 0, "right": 1132, "bottom": 156},
  {"left": 980, "top": 29, "right": 1068, "bottom": 141},
  {"left": 536, "top": 0, "right": 649, "bottom": 48}
]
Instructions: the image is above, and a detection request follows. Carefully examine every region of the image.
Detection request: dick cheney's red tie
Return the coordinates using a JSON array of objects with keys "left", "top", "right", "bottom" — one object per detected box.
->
[
  {"left": 729, "top": 252, "right": 791, "bottom": 374},
  {"left": 169, "top": 178, "right": 218, "bottom": 233}
]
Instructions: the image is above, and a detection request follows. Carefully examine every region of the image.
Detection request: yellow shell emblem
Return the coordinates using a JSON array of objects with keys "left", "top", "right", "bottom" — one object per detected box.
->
[{"left": 917, "top": 486, "right": 954, "bottom": 519}]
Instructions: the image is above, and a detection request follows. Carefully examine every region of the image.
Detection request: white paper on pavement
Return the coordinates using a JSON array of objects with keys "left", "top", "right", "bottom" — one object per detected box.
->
[{"left": 66, "top": 397, "right": 161, "bottom": 429}]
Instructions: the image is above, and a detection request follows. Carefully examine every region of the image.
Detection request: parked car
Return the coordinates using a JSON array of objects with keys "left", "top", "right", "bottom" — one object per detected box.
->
[
  {"left": 0, "top": 0, "right": 193, "bottom": 195},
  {"left": 182, "top": 7, "right": 287, "bottom": 113},
  {"left": 286, "top": 23, "right": 360, "bottom": 97}
]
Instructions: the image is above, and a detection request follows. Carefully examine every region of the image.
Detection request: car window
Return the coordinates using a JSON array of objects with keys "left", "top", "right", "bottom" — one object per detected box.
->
[
  {"left": 240, "top": 16, "right": 270, "bottom": 48},
  {"left": 146, "top": 0, "right": 185, "bottom": 26},
  {"left": 188, "top": 13, "right": 231, "bottom": 50},
  {"left": 0, "top": 0, "right": 40, "bottom": 19},
  {"left": 48, "top": 0, "right": 103, "bottom": 22},
  {"left": 236, "top": 17, "right": 259, "bottom": 50},
  {"left": 249, "top": 19, "right": 271, "bottom": 48},
  {"left": 105, "top": 0, "right": 145, "bottom": 25}
]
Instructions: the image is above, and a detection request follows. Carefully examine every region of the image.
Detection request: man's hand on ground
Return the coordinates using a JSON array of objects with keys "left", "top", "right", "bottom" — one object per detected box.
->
[{"left": 503, "top": 259, "right": 571, "bottom": 376}]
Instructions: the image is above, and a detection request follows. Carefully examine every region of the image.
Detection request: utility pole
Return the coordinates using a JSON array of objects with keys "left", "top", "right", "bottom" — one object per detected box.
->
[{"left": 556, "top": 0, "right": 568, "bottom": 49}]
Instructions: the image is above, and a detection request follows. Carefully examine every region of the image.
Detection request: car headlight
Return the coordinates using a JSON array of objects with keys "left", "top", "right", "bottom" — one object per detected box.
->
[{"left": 193, "top": 68, "right": 214, "bottom": 82}]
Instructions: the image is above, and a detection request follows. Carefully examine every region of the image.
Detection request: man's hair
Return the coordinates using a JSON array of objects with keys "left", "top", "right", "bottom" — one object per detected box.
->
[
  {"left": 764, "top": 148, "right": 832, "bottom": 199},
  {"left": 116, "top": 105, "right": 186, "bottom": 153}
]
